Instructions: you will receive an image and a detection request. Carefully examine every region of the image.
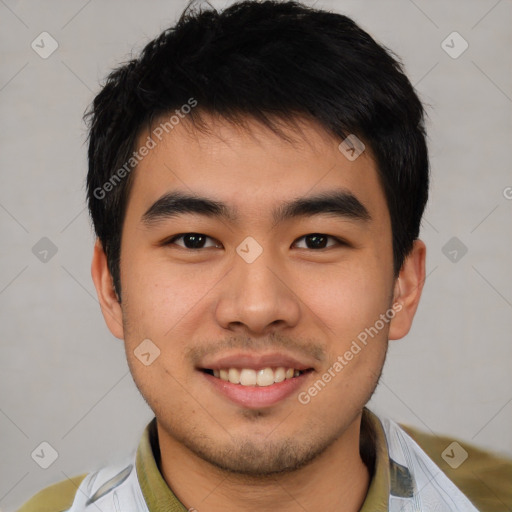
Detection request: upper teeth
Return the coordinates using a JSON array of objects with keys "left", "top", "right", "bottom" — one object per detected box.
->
[{"left": 213, "top": 367, "right": 300, "bottom": 387}]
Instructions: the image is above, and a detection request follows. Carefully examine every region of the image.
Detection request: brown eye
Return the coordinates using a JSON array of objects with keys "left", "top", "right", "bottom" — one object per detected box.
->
[
  {"left": 293, "top": 234, "right": 340, "bottom": 249},
  {"left": 167, "top": 233, "right": 220, "bottom": 249}
]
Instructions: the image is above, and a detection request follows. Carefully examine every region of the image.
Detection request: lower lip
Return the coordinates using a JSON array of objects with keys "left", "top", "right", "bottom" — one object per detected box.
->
[{"left": 201, "top": 371, "right": 311, "bottom": 409}]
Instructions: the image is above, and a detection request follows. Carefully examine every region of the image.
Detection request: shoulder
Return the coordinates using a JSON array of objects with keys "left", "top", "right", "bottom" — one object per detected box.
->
[
  {"left": 401, "top": 424, "right": 512, "bottom": 512},
  {"left": 16, "top": 474, "right": 87, "bottom": 512}
]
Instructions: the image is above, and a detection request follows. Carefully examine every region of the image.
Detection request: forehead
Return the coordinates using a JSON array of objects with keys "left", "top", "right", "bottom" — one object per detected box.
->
[{"left": 126, "top": 113, "right": 389, "bottom": 225}]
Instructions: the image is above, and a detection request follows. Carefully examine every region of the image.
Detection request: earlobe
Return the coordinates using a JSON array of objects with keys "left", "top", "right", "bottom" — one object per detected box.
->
[
  {"left": 91, "top": 239, "right": 124, "bottom": 339},
  {"left": 388, "top": 239, "right": 426, "bottom": 340}
]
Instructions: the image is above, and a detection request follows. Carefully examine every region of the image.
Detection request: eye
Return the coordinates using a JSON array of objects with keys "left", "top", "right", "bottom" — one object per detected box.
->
[
  {"left": 166, "top": 233, "right": 221, "bottom": 249},
  {"left": 293, "top": 233, "right": 342, "bottom": 250}
]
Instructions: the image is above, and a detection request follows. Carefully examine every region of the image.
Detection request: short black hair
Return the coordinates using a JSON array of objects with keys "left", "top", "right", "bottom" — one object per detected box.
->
[{"left": 86, "top": 0, "right": 429, "bottom": 299}]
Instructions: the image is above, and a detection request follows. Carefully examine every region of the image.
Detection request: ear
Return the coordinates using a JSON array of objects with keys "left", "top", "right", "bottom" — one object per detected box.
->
[
  {"left": 91, "top": 239, "right": 124, "bottom": 339},
  {"left": 388, "top": 239, "right": 426, "bottom": 340}
]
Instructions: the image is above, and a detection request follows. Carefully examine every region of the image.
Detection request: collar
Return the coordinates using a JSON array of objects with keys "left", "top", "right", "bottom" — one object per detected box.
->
[
  {"left": 358, "top": 407, "right": 415, "bottom": 511},
  {"left": 135, "top": 408, "right": 395, "bottom": 511}
]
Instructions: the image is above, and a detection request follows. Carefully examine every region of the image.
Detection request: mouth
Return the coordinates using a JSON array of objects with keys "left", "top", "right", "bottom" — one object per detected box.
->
[
  {"left": 201, "top": 367, "right": 312, "bottom": 387},
  {"left": 197, "top": 353, "right": 316, "bottom": 409}
]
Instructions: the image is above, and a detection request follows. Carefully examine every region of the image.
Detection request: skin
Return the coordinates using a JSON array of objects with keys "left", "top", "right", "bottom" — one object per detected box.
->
[{"left": 92, "top": 114, "right": 426, "bottom": 512}]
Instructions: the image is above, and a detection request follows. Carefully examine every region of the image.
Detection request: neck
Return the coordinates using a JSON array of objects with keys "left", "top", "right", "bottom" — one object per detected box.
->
[{"left": 156, "top": 414, "right": 371, "bottom": 512}]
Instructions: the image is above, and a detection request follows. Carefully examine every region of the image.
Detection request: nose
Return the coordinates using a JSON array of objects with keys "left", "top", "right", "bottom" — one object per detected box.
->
[{"left": 214, "top": 246, "right": 301, "bottom": 336}]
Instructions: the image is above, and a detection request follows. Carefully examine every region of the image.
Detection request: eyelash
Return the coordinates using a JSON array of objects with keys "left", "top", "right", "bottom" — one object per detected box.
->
[{"left": 164, "top": 233, "right": 347, "bottom": 250}]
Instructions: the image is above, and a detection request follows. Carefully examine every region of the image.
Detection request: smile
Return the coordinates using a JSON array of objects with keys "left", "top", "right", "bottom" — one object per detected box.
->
[{"left": 204, "top": 367, "right": 307, "bottom": 387}]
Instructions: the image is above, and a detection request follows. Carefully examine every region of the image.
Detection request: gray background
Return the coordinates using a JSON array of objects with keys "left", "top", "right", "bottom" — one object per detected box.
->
[{"left": 1, "top": 0, "right": 511, "bottom": 510}]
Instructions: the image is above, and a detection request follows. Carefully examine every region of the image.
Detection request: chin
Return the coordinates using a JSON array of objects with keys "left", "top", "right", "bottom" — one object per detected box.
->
[{"left": 179, "top": 430, "right": 339, "bottom": 477}]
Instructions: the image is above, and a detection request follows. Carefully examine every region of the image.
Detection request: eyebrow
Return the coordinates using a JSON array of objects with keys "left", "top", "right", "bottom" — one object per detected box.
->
[{"left": 141, "top": 189, "right": 371, "bottom": 227}]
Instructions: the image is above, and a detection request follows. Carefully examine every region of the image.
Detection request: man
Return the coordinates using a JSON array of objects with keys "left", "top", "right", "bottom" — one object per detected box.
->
[{"left": 18, "top": 1, "right": 511, "bottom": 511}]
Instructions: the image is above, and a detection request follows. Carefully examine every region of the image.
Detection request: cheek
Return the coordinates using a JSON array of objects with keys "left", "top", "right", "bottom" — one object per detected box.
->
[
  {"left": 298, "top": 260, "right": 393, "bottom": 343},
  {"left": 120, "top": 258, "right": 198, "bottom": 408},
  {"left": 121, "top": 253, "right": 208, "bottom": 337},
  {"left": 119, "top": 252, "right": 226, "bottom": 391},
  {"left": 296, "top": 264, "right": 391, "bottom": 413}
]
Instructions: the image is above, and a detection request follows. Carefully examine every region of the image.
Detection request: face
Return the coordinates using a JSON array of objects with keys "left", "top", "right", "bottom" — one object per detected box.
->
[{"left": 93, "top": 114, "right": 424, "bottom": 476}]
